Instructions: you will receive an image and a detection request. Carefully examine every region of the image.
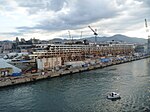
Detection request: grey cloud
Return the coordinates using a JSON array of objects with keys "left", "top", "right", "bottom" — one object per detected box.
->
[
  {"left": 61, "top": 0, "right": 118, "bottom": 25},
  {"left": 6, "top": 0, "right": 150, "bottom": 37},
  {"left": 1, "top": 27, "right": 30, "bottom": 36},
  {"left": 115, "top": 0, "right": 126, "bottom": 6},
  {"left": 17, "top": 0, "right": 120, "bottom": 31},
  {"left": 1, "top": 32, "right": 23, "bottom": 36},
  {"left": 17, "top": 19, "right": 80, "bottom": 31},
  {"left": 0, "top": 1, "right": 16, "bottom": 11},
  {"left": 16, "top": 0, "right": 67, "bottom": 13},
  {"left": 136, "top": 0, "right": 150, "bottom": 7},
  {"left": 50, "top": 0, "right": 67, "bottom": 11}
]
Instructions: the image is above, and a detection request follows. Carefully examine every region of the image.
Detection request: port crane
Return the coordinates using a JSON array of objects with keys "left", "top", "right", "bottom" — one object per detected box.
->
[{"left": 88, "top": 26, "right": 98, "bottom": 44}]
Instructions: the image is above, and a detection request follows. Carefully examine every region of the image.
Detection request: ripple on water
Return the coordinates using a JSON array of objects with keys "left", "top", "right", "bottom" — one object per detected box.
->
[{"left": 0, "top": 59, "right": 150, "bottom": 112}]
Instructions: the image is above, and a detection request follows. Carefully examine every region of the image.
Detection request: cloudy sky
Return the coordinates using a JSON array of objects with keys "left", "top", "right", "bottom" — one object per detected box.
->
[{"left": 0, "top": 0, "right": 150, "bottom": 40}]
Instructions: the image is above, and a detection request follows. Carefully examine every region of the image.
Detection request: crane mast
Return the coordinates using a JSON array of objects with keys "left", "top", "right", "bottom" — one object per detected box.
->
[
  {"left": 68, "top": 31, "right": 73, "bottom": 44},
  {"left": 80, "top": 31, "right": 83, "bottom": 39}
]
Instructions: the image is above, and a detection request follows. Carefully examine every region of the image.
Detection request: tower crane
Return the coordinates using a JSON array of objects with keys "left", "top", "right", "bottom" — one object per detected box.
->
[
  {"left": 145, "top": 19, "right": 150, "bottom": 54},
  {"left": 80, "top": 31, "right": 83, "bottom": 39},
  {"left": 145, "top": 19, "right": 149, "bottom": 32},
  {"left": 68, "top": 31, "right": 73, "bottom": 44},
  {"left": 88, "top": 26, "right": 98, "bottom": 44},
  {"left": 145, "top": 19, "right": 148, "bottom": 27}
]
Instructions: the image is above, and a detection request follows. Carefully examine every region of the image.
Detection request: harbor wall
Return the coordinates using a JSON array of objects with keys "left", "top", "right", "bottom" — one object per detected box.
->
[{"left": 0, "top": 55, "right": 149, "bottom": 88}]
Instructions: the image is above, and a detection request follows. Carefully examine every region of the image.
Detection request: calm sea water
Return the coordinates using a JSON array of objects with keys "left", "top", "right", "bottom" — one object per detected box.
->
[{"left": 0, "top": 59, "right": 150, "bottom": 112}]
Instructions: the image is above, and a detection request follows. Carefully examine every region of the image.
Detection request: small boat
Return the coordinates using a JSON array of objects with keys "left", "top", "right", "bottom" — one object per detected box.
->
[{"left": 107, "top": 92, "right": 121, "bottom": 100}]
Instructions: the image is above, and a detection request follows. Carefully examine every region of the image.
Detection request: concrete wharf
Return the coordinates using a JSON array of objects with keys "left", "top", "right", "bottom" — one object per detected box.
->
[{"left": 0, "top": 56, "right": 149, "bottom": 88}]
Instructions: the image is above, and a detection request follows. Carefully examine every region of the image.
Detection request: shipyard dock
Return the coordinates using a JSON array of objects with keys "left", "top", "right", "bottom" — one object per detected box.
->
[{"left": 0, "top": 55, "right": 149, "bottom": 88}]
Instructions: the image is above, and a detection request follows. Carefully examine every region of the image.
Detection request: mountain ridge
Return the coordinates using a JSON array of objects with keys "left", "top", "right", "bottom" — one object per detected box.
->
[
  {"left": 81, "top": 34, "right": 147, "bottom": 44},
  {"left": 0, "top": 34, "right": 147, "bottom": 44}
]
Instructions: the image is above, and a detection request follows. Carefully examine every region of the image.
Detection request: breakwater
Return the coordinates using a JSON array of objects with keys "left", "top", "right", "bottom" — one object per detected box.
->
[{"left": 0, "top": 56, "right": 149, "bottom": 88}]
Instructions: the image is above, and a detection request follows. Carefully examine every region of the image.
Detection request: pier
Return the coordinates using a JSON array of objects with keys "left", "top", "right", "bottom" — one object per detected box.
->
[{"left": 0, "top": 55, "right": 149, "bottom": 88}]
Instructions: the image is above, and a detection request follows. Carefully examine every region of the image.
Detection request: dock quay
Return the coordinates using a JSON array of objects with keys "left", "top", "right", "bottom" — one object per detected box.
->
[{"left": 0, "top": 55, "right": 149, "bottom": 88}]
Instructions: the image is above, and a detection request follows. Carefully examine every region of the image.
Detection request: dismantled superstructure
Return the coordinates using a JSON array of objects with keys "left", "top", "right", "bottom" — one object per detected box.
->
[{"left": 30, "top": 42, "right": 134, "bottom": 63}]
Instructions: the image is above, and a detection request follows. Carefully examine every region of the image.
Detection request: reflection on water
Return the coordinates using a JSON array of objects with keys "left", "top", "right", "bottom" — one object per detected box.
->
[{"left": 0, "top": 59, "right": 150, "bottom": 112}]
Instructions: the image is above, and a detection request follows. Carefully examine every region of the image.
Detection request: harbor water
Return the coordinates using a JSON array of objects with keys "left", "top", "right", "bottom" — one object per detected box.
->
[{"left": 0, "top": 59, "right": 150, "bottom": 112}]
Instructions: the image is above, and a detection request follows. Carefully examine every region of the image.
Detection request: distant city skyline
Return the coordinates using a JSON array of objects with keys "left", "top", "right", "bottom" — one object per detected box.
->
[{"left": 0, "top": 0, "right": 150, "bottom": 40}]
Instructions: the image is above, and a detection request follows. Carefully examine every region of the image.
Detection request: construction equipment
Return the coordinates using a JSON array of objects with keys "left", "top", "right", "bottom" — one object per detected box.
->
[
  {"left": 88, "top": 26, "right": 98, "bottom": 44},
  {"left": 145, "top": 19, "right": 148, "bottom": 28},
  {"left": 68, "top": 31, "right": 73, "bottom": 44},
  {"left": 80, "top": 31, "right": 83, "bottom": 39},
  {"left": 145, "top": 19, "right": 150, "bottom": 54}
]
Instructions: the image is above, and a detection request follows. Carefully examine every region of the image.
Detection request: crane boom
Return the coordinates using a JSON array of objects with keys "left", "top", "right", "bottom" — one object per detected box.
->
[
  {"left": 88, "top": 26, "right": 98, "bottom": 44},
  {"left": 88, "top": 26, "right": 98, "bottom": 35}
]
